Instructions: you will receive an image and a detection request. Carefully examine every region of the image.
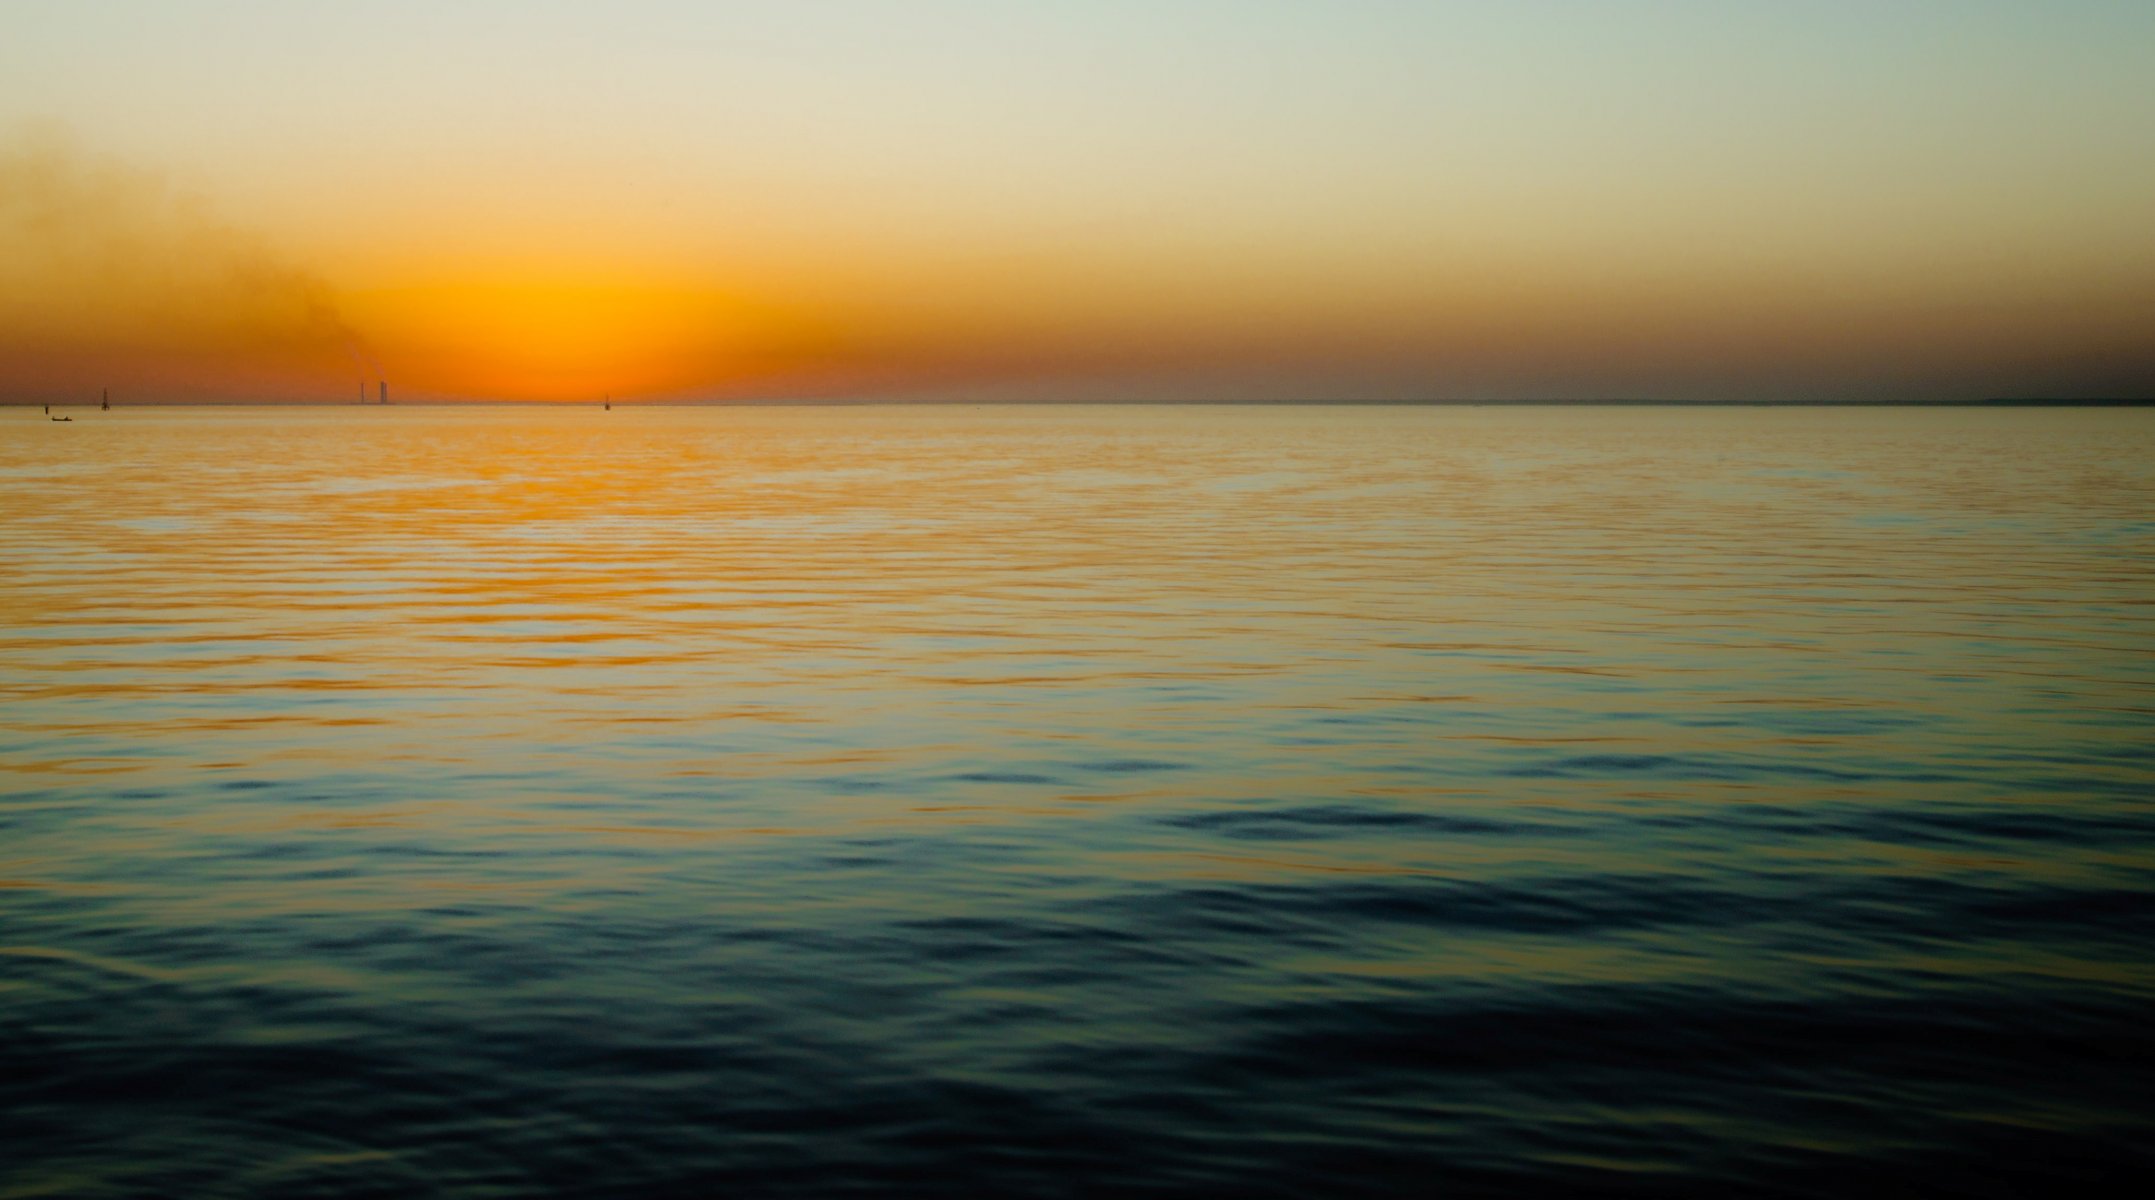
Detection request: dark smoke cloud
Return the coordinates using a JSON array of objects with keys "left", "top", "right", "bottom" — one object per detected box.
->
[{"left": 0, "top": 124, "right": 377, "bottom": 399}]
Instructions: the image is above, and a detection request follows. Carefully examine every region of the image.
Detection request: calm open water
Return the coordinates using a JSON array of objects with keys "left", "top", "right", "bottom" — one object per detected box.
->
[{"left": 3, "top": 404, "right": 2153, "bottom": 1198}]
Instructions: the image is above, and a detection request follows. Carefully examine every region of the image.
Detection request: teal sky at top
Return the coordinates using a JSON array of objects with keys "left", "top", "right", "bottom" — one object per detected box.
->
[{"left": 9, "top": 2, "right": 2150, "bottom": 237}]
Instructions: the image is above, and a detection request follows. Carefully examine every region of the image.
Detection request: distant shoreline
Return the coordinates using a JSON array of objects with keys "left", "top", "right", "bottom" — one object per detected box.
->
[{"left": 9, "top": 398, "right": 2153, "bottom": 408}]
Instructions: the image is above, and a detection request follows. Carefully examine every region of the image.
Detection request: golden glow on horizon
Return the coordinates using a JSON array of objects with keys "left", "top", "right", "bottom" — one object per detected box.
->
[{"left": 348, "top": 277, "right": 775, "bottom": 401}]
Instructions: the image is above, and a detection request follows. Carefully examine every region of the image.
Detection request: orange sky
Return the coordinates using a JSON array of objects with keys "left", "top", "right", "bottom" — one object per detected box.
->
[{"left": 3, "top": 2, "right": 2153, "bottom": 402}]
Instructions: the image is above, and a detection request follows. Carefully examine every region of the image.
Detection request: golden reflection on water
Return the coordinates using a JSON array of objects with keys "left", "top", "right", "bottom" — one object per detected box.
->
[
  {"left": 4, "top": 411, "right": 2137, "bottom": 917},
  {"left": 0, "top": 400, "right": 2148, "bottom": 946},
  {"left": 6, "top": 408, "right": 2153, "bottom": 819}
]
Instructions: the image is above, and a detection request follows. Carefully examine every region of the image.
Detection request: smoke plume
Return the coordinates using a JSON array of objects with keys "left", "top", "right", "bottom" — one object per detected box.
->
[{"left": 0, "top": 125, "right": 375, "bottom": 400}]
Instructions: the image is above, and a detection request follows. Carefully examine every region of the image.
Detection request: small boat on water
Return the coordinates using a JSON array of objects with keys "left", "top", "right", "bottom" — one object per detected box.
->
[{"left": 51, "top": 415, "right": 72, "bottom": 422}]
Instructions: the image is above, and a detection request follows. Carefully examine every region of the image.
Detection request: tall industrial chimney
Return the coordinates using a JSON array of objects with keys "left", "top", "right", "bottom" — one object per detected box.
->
[{"left": 379, "top": 381, "right": 388, "bottom": 405}]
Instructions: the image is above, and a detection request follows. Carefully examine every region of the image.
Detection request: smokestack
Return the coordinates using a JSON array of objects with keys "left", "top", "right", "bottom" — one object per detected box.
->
[{"left": 378, "top": 381, "right": 388, "bottom": 405}]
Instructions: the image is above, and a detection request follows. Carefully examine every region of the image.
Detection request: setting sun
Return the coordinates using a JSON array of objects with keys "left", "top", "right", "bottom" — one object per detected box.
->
[{"left": 347, "top": 276, "right": 784, "bottom": 401}]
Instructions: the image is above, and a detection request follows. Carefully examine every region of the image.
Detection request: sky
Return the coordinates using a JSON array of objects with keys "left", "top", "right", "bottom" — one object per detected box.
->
[{"left": 2, "top": 0, "right": 2152, "bottom": 402}]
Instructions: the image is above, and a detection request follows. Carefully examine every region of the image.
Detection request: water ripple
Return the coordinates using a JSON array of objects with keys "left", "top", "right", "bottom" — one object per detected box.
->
[{"left": 4, "top": 404, "right": 2153, "bottom": 1196}]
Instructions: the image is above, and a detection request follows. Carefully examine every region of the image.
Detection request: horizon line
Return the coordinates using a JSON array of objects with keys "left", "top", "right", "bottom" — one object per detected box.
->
[{"left": 10, "top": 397, "right": 2155, "bottom": 409}]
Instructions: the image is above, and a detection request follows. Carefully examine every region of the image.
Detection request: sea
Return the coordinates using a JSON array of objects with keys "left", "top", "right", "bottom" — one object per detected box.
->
[{"left": 3, "top": 404, "right": 2152, "bottom": 1197}]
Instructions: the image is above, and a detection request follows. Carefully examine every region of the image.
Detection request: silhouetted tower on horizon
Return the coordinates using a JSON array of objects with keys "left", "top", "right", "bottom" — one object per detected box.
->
[
  {"left": 379, "top": 381, "right": 388, "bottom": 405},
  {"left": 101, "top": 388, "right": 109, "bottom": 411}
]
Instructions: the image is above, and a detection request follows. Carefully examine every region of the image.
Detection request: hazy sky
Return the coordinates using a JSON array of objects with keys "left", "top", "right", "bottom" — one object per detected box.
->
[{"left": 3, "top": 0, "right": 2152, "bottom": 401}]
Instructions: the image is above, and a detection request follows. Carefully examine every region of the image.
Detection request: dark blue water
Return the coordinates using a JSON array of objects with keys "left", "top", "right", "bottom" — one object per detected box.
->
[{"left": 4, "top": 405, "right": 2153, "bottom": 1196}]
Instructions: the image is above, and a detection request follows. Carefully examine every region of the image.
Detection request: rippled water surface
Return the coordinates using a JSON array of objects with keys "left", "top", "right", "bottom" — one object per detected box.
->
[{"left": 4, "top": 405, "right": 2153, "bottom": 1197}]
